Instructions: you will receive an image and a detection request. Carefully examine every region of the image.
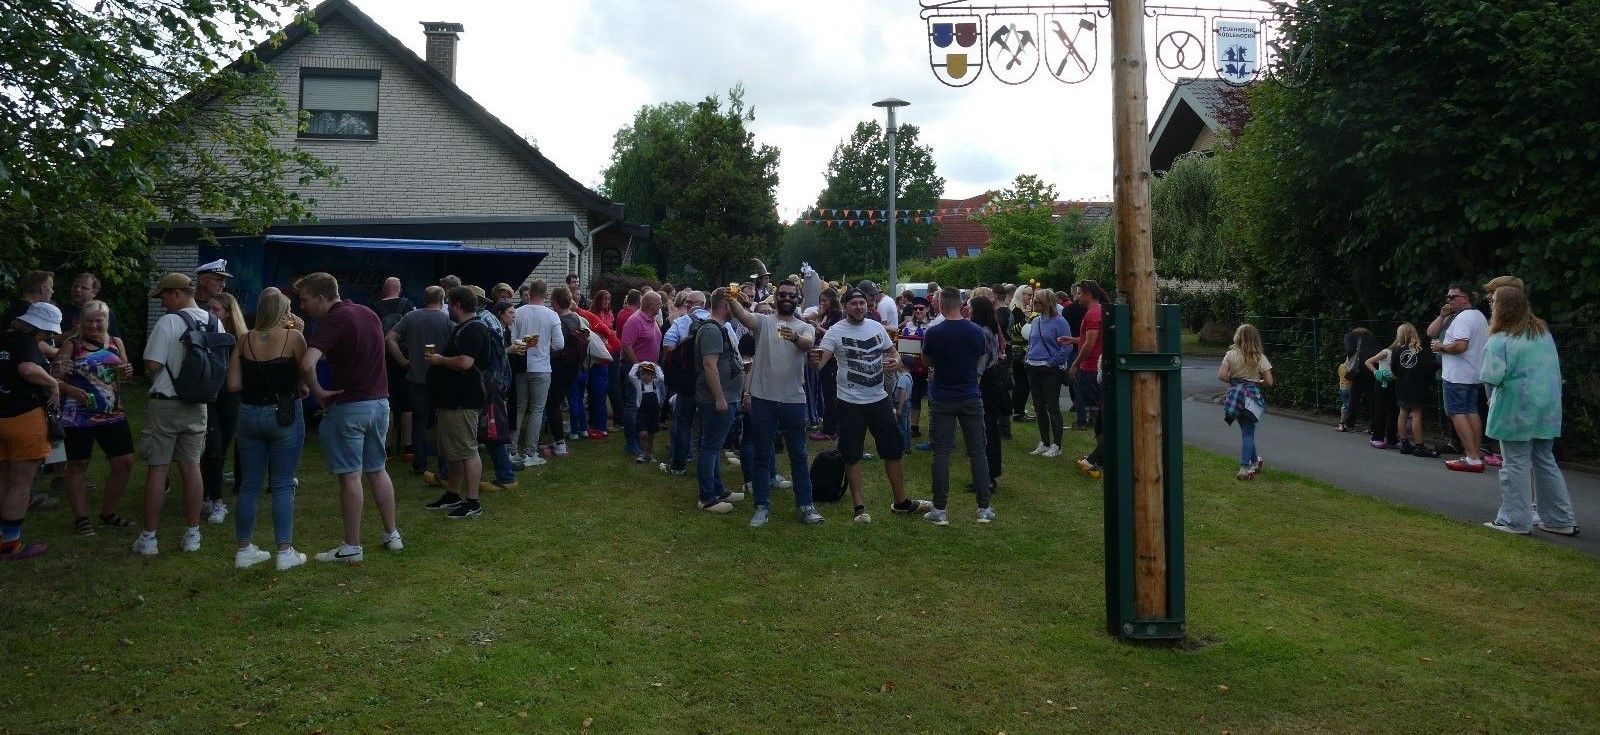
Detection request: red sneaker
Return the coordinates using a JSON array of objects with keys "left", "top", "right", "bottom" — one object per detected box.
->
[
  {"left": 1444, "top": 458, "right": 1485, "bottom": 473},
  {"left": 1482, "top": 452, "right": 1503, "bottom": 467},
  {"left": 586, "top": 429, "right": 608, "bottom": 441}
]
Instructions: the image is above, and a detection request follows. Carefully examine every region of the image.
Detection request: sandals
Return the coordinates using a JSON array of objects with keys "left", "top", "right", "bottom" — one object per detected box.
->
[
  {"left": 1334, "top": 423, "right": 1349, "bottom": 432},
  {"left": 74, "top": 517, "right": 97, "bottom": 536},
  {"left": 98, "top": 513, "right": 134, "bottom": 529}
]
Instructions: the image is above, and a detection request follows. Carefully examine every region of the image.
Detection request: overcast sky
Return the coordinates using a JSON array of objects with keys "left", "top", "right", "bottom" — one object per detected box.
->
[{"left": 358, "top": 0, "right": 1268, "bottom": 219}]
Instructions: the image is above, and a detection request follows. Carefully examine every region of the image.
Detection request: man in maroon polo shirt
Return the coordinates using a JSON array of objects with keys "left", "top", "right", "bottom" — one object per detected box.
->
[{"left": 295, "top": 272, "right": 403, "bottom": 563}]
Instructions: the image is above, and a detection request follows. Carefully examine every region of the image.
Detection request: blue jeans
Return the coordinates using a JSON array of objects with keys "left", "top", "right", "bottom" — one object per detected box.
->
[
  {"left": 897, "top": 405, "right": 911, "bottom": 448},
  {"left": 695, "top": 401, "right": 737, "bottom": 504},
  {"left": 1238, "top": 414, "right": 1258, "bottom": 467},
  {"left": 488, "top": 440, "right": 515, "bottom": 484},
  {"left": 1495, "top": 438, "right": 1577, "bottom": 531},
  {"left": 586, "top": 363, "right": 609, "bottom": 431},
  {"left": 669, "top": 397, "right": 698, "bottom": 471},
  {"left": 751, "top": 398, "right": 813, "bottom": 508},
  {"left": 567, "top": 369, "right": 589, "bottom": 434},
  {"left": 1074, "top": 369, "right": 1101, "bottom": 426},
  {"left": 235, "top": 403, "right": 303, "bottom": 546}
]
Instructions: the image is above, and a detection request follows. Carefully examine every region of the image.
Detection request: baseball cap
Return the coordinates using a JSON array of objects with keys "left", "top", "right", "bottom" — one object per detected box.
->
[
  {"left": 856, "top": 280, "right": 879, "bottom": 296},
  {"left": 16, "top": 302, "right": 62, "bottom": 334},
  {"left": 149, "top": 272, "right": 195, "bottom": 297},
  {"left": 1482, "top": 275, "right": 1524, "bottom": 293},
  {"left": 843, "top": 288, "right": 869, "bottom": 304},
  {"left": 196, "top": 259, "right": 232, "bottom": 277}
]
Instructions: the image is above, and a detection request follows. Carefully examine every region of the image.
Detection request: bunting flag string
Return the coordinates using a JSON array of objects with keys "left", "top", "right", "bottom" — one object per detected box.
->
[{"left": 787, "top": 199, "right": 1101, "bottom": 227}]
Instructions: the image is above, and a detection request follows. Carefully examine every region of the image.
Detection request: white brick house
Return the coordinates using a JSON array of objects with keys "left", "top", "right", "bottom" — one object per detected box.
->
[{"left": 151, "top": 0, "right": 643, "bottom": 326}]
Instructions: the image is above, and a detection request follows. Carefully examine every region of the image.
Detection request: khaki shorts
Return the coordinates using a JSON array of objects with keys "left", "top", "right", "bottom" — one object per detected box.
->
[
  {"left": 434, "top": 408, "right": 480, "bottom": 462},
  {"left": 138, "top": 398, "right": 207, "bottom": 466},
  {"left": 0, "top": 409, "right": 51, "bottom": 462}
]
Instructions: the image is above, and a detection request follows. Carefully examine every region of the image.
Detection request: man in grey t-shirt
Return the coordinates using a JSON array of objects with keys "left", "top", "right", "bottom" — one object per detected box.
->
[
  {"left": 387, "top": 286, "right": 453, "bottom": 477},
  {"left": 691, "top": 288, "right": 744, "bottom": 514},
  {"left": 729, "top": 279, "right": 824, "bottom": 527}
]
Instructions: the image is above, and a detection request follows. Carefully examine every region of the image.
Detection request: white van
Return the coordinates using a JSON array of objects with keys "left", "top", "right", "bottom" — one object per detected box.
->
[{"left": 894, "top": 282, "right": 931, "bottom": 298}]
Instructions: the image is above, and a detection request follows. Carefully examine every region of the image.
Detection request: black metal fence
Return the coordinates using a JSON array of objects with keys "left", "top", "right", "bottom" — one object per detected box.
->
[{"left": 1236, "top": 316, "right": 1600, "bottom": 461}]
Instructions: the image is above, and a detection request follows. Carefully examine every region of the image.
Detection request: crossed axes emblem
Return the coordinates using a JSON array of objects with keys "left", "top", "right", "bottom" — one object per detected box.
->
[{"left": 987, "top": 24, "right": 1037, "bottom": 70}]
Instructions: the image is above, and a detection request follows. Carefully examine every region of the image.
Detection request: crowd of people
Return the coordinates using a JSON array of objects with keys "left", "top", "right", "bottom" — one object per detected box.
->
[
  {"left": 1233, "top": 275, "right": 1579, "bottom": 536},
  {"left": 0, "top": 263, "right": 1576, "bottom": 563}
]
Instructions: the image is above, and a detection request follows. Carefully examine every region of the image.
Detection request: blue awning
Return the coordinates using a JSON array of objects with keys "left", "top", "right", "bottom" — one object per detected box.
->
[{"left": 201, "top": 235, "right": 548, "bottom": 306}]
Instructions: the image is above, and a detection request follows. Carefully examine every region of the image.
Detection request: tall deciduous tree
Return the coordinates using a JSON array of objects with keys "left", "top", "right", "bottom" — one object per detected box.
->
[
  {"left": 0, "top": 0, "right": 337, "bottom": 286},
  {"left": 814, "top": 121, "right": 943, "bottom": 278},
  {"left": 977, "top": 173, "right": 1060, "bottom": 267},
  {"left": 601, "top": 86, "right": 780, "bottom": 284}
]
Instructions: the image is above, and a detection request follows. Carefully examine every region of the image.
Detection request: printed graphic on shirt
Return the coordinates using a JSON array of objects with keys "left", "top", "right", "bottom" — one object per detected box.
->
[{"left": 842, "top": 335, "right": 886, "bottom": 389}]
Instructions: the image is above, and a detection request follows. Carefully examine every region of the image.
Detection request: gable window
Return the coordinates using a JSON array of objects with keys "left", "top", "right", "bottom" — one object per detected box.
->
[
  {"left": 967, "top": 247, "right": 982, "bottom": 257},
  {"left": 946, "top": 247, "right": 958, "bottom": 259},
  {"left": 300, "top": 68, "right": 380, "bottom": 140},
  {"left": 601, "top": 248, "right": 623, "bottom": 273}
]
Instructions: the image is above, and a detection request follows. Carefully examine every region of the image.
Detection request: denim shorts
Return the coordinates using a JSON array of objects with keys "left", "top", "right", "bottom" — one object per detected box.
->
[
  {"left": 319, "top": 398, "right": 390, "bottom": 474},
  {"left": 1442, "top": 381, "right": 1481, "bottom": 417}
]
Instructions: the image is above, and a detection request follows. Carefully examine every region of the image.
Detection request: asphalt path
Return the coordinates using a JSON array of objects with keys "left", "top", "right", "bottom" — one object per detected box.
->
[{"left": 1177, "top": 357, "right": 1597, "bottom": 559}]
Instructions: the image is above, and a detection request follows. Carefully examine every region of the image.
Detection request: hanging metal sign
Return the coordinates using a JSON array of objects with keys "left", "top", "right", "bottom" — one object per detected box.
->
[{"left": 919, "top": 1, "right": 1305, "bottom": 88}]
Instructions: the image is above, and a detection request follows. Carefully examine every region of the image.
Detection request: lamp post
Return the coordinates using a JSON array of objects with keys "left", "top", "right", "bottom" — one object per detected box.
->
[{"left": 873, "top": 97, "right": 908, "bottom": 293}]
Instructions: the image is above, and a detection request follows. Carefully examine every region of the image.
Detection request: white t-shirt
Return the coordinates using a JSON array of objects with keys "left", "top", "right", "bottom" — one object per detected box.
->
[
  {"left": 876, "top": 294, "right": 900, "bottom": 329},
  {"left": 511, "top": 303, "right": 563, "bottom": 373},
  {"left": 820, "top": 317, "right": 892, "bottom": 405},
  {"left": 628, "top": 361, "right": 664, "bottom": 407},
  {"left": 1441, "top": 308, "right": 1488, "bottom": 384},
  {"left": 144, "top": 306, "right": 219, "bottom": 398},
  {"left": 749, "top": 313, "right": 814, "bottom": 404}
]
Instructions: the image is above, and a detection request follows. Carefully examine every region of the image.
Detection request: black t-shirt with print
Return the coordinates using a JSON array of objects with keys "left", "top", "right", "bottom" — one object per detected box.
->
[
  {"left": 1391, "top": 344, "right": 1435, "bottom": 404},
  {"left": 0, "top": 331, "right": 47, "bottom": 417},
  {"left": 427, "top": 319, "right": 493, "bottom": 410}
]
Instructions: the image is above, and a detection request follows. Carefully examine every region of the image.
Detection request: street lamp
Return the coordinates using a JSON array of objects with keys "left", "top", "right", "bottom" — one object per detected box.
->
[{"left": 873, "top": 97, "right": 909, "bottom": 294}]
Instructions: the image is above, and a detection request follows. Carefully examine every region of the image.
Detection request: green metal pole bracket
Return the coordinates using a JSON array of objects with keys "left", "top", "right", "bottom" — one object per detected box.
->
[{"left": 1103, "top": 303, "right": 1186, "bottom": 641}]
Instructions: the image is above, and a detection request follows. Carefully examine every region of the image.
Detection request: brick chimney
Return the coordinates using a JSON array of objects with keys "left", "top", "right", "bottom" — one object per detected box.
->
[{"left": 421, "top": 21, "right": 464, "bottom": 81}]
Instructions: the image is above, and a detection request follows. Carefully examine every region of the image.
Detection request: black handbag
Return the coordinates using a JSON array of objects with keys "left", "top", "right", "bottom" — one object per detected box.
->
[
  {"left": 275, "top": 395, "right": 298, "bottom": 427},
  {"left": 45, "top": 406, "right": 66, "bottom": 442}
]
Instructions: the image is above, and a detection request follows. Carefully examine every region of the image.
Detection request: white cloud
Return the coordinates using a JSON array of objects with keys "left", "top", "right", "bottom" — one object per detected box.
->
[{"left": 359, "top": 0, "right": 1264, "bottom": 217}]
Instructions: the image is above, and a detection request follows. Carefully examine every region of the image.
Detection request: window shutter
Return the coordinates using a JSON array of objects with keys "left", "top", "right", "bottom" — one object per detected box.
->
[{"left": 302, "top": 76, "right": 378, "bottom": 111}]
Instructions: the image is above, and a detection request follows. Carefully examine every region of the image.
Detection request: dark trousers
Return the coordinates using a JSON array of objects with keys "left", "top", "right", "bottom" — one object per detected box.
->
[
  {"left": 930, "top": 398, "right": 991, "bottom": 510},
  {"left": 546, "top": 364, "right": 578, "bottom": 442},
  {"left": 980, "top": 380, "right": 1007, "bottom": 484},
  {"left": 1027, "top": 365, "right": 1064, "bottom": 447},
  {"left": 1347, "top": 369, "right": 1374, "bottom": 429},
  {"left": 1371, "top": 383, "right": 1398, "bottom": 444},
  {"left": 819, "top": 361, "right": 839, "bottom": 435},
  {"left": 1010, "top": 357, "right": 1031, "bottom": 416},
  {"left": 408, "top": 382, "right": 447, "bottom": 477},
  {"left": 202, "top": 391, "right": 240, "bottom": 501}
]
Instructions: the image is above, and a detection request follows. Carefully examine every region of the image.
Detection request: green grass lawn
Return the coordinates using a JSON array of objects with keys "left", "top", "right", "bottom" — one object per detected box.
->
[
  {"left": 1181, "top": 330, "right": 1230, "bottom": 358},
  {"left": 2, "top": 394, "right": 1596, "bottom": 733}
]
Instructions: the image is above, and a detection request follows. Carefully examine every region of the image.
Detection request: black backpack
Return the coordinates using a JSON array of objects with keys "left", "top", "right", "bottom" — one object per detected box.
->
[
  {"left": 554, "top": 316, "right": 588, "bottom": 367},
  {"left": 166, "top": 310, "right": 235, "bottom": 403},
  {"left": 810, "top": 449, "right": 847, "bottom": 503},
  {"left": 664, "top": 315, "right": 711, "bottom": 395}
]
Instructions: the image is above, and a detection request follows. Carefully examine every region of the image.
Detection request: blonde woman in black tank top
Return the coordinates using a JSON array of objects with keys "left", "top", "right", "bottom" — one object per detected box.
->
[{"left": 225, "top": 288, "right": 310, "bottom": 571}]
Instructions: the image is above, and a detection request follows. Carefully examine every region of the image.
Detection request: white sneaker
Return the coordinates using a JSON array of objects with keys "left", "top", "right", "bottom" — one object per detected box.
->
[
  {"left": 554, "top": 441, "right": 570, "bottom": 457},
  {"left": 976, "top": 507, "right": 997, "bottom": 524},
  {"left": 852, "top": 511, "right": 872, "bottom": 524},
  {"left": 181, "top": 526, "right": 202, "bottom": 552},
  {"left": 509, "top": 452, "right": 527, "bottom": 466},
  {"left": 132, "top": 533, "right": 158, "bottom": 556},
  {"left": 207, "top": 501, "right": 228, "bottom": 525},
  {"left": 314, "top": 543, "right": 364, "bottom": 563},
  {"left": 774, "top": 474, "right": 793, "bottom": 489},
  {"left": 1030, "top": 442, "right": 1048, "bottom": 456},
  {"left": 234, "top": 545, "right": 271, "bottom": 569},
  {"left": 382, "top": 529, "right": 404, "bottom": 551},
  {"left": 1531, "top": 503, "right": 1543, "bottom": 526},
  {"left": 522, "top": 454, "right": 547, "bottom": 468},
  {"left": 1041, "top": 445, "right": 1062, "bottom": 458},
  {"left": 275, "top": 548, "right": 307, "bottom": 571}
]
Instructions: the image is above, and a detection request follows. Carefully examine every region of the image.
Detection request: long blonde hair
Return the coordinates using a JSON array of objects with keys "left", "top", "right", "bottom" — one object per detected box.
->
[
  {"left": 253, "top": 287, "right": 291, "bottom": 332},
  {"left": 1010, "top": 285, "right": 1034, "bottom": 311},
  {"left": 1391, "top": 323, "right": 1422, "bottom": 353},
  {"left": 1488, "top": 286, "right": 1548, "bottom": 338},
  {"left": 1031, "top": 288, "right": 1056, "bottom": 315},
  {"left": 66, "top": 300, "right": 111, "bottom": 343},
  {"left": 209, "top": 292, "right": 248, "bottom": 337},
  {"left": 1232, "top": 323, "right": 1264, "bottom": 374}
]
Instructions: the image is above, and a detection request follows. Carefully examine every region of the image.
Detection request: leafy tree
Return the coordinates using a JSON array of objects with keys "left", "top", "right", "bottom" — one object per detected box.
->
[
  {"left": 601, "top": 87, "right": 780, "bottom": 284},
  {"left": 1150, "top": 152, "right": 1232, "bottom": 280},
  {"left": 600, "top": 101, "right": 695, "bottom": 276},
  {"left": 0, "top": 0, "right": 336, "bottom": 286},
  {"left": 1224, "top": 0, "right": 1600, "bottom": 325},
  {"left": 976, "top": 174, "right": 1060, "bottom": 266},
  {"left": 774, "top": 222, "right": 825, "bottom": 278},
  {"left": 814, "top": 121, "right": 943, "bottom": 277}
]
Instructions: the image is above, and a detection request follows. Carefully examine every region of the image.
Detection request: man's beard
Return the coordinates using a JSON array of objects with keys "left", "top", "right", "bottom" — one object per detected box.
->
[
  {"left": 847, "top": 312, "right": 865, "bottom": 324},
  {"left": 776, "top": 300, "right": 796, "bottom": 316}
]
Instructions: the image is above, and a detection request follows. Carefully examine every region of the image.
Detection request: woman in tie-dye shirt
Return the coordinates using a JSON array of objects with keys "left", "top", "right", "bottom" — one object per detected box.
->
[{"left": 57, "top": 300, "right": 135, "bottom": 535}]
